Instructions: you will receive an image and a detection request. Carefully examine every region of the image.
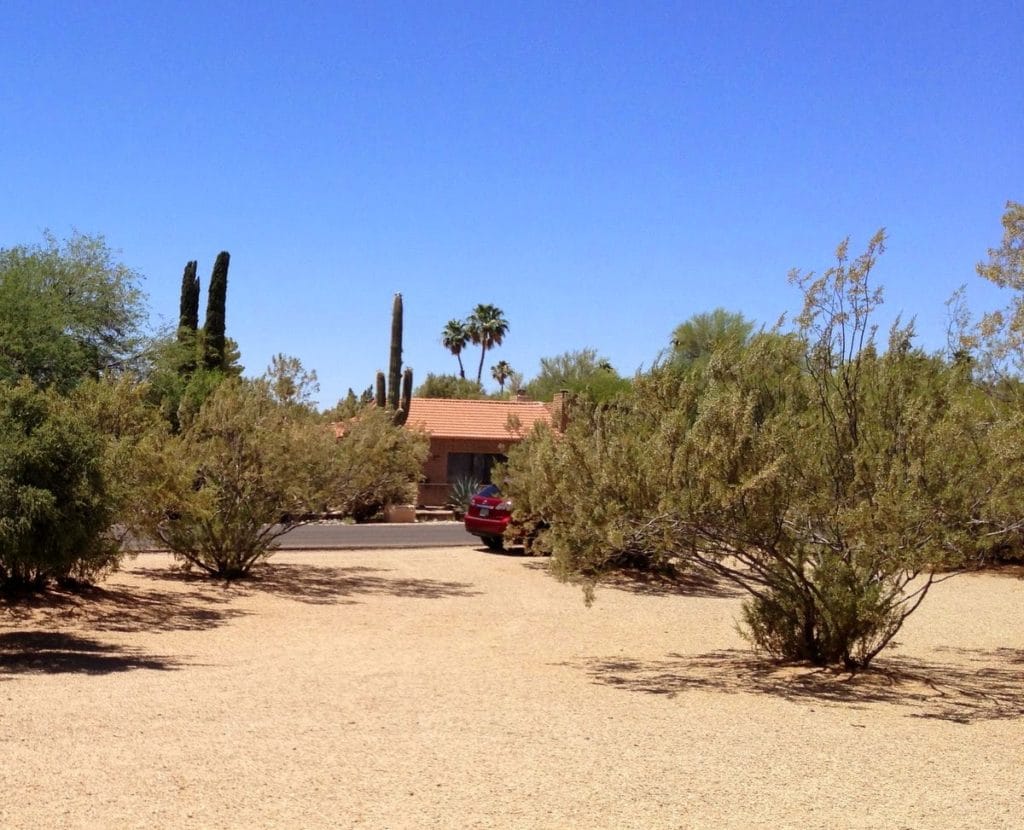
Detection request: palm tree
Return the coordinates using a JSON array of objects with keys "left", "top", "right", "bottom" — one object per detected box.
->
[
  {"left": 491, "top": 360, "right": 513, "bottom": 393},
  {"left": 441, "top": 319, "right": 470, "bottom": 379},
  {"left": 467, "top": 304, "right": 509, "bottom": 385}
]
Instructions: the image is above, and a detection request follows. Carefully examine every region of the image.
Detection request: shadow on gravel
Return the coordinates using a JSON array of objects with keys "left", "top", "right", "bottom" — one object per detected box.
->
[
  {"left": 599, "top": 570, "right": 743, "bottom": 599},
  {"left": 0, "top": 582, "right": 246, "bottom": 634},
  {"left": 139, "top": 563, "right": 481, "bottom": 605},
  {"left": 519, "top": 560, "right": 742, "bottom": 600},
  {"left": 584, "top": 647, "right": 1024, "bottom": 724},
  {"left": 0, "top": 631, "right": 180, "bottom": 676}
]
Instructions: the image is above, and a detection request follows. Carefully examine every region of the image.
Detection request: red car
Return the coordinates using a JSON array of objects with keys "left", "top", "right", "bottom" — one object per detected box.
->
[{"left": 464, "top": 484, "right": 512, "bottom": 551}]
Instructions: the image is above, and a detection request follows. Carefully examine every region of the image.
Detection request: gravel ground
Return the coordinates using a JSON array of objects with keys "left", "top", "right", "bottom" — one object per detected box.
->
[{"left": 1, "top": 549, "right": 1022, "bottom": 829}]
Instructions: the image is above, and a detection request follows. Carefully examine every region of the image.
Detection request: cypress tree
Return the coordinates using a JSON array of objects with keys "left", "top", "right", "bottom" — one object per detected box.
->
[
  {"left": 178, "top": 260, "right": 200, "bottom": 336},
  {"left": 177, "top": 260, "right": 200, "bottom": 375},
  {"left": 203, "top": 251, "right": 230, "bottom": 371}
]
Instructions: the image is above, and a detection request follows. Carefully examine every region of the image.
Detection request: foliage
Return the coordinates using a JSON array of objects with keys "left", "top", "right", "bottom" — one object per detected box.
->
[
  {"left": 203, "top": 251, "right": 230, "bottom": 371},
  {"left": 143, "top": 332, "right": 238, "bottom": 433},
  {"left": 505, "top": 385, "right": 682, "bottom": 581},
  {"left": 415, "top": 372, "right": 485, "bottom": 399},
  {"left": 491, "top": 360, "right": 513, "bottom": 393},
  {"left": 957, "top": 199, "right": 1024, "bottom": 559},
  {"left": 331, "top": 407, "right": 429, "bottom": 521},
  {"left": 322, "top": 387, "right": 373, "bottom": 421},
  {"left": 0, "top": 380, "right": 122, "bottom": 590},
  {"left": 668, "top": 308, "right": 756, "bottom": 374},
  {"left": 507, "top": 233, "right": 986, "bottom": 669},
  {"left": 264, "top": 353, "right": 319, "bottom": 411},
  {"left": 0, "top": 232, "right": 147, "bottom": 392},
  {"left": 675, "top": 327, "right": 981, "bottom": 668},
  {"left": 71, "top": 375, "right": 170, "bottom": 541},
  {"left": 178, "top": 260, "right": 200, "bottom": 337},
  {"left": 441, "top": 319, "right": 470, "bottom": 379},
  {"left": 524, "top": 348, "right": 631, "bottom": 402},
  {"left": 142, "top": 270, "right": 241, "bottom": 431},
  {"left": 135, "top": 378, "right": 351, "bottom": 578},
  {"left": 447, "top": 476, "right": 481, "bottom": 515},
  {"left": 466, "top": 303, "right": 509, "bottom": 385}
]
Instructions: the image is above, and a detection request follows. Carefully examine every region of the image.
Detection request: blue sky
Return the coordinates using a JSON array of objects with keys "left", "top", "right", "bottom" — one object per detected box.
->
[{"left": 3, "top": 1, "right": 1022, "bottom": 406}]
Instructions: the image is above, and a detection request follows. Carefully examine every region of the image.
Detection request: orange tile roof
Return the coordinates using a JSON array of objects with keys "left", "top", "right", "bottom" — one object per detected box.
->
[{"left": 405, "top": 397, "right": 553, "bottom": 440}]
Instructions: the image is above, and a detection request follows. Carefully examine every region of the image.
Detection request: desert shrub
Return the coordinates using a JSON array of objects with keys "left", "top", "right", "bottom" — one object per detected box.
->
[
  {"left": 506, "top": 381, "right": 693, "bottom": 585},
  {"left": 415, "top": 373, "right": 485, "bottom": 399},
  {"left": 0, "top": 380, "right": 121, "bottom": 590},
  {"left": 331, "top": 408, "right": 428, "bottom": 520},
  {"left": 72, "top": 375, "right": 169, "bottom": 520},
  {"left": 687, "top": 327, "right": 985, "bottom": 667},
  {"left": 508, "top": 234, "right": 988, "bottom": 668},
  {"left": 136, "top": 378, "right": 350, "bottom": 578}
]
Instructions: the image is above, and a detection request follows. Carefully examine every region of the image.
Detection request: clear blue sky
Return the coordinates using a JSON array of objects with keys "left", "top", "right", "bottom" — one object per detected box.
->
[{"left": 3, "top": 1, "right": 1022, "bottom": 406}]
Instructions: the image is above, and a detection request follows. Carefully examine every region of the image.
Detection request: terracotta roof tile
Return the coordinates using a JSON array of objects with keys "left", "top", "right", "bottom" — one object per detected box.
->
[{"left": 405, "top": 397, "right": 552, "bottom": 440}]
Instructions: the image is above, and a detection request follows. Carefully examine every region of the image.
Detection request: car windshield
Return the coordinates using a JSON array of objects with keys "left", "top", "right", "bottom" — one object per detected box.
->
[{"left": 476, "top": 484, "right": 500, "bottom": 498}]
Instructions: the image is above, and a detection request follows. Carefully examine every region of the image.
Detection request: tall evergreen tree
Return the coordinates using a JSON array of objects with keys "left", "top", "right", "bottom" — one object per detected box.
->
[
  {"left": 178, "top": 260, "right": 200, "bottom": 337},
  {"left": 203, "top": 251, "right": 230, "bottom": 371}
]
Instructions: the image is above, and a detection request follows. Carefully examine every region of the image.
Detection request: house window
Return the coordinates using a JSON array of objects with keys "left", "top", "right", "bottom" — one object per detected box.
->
[{"left": 446, "top": 452, "right": 506, "bottom": 485}]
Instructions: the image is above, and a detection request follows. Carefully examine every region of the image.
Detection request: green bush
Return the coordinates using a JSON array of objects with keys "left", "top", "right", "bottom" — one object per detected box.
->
[
  {"left": 137, "top": 379, "right": 348, "bottom": 578},
  {"left": 0, "top": 381, "right": 121, "bottom": 590},
  {"left": 506, "top": 234, "right": 988, "bottom": 668},
  {"left": 331, "top": 408, "right": 428, "bottom": 521}
]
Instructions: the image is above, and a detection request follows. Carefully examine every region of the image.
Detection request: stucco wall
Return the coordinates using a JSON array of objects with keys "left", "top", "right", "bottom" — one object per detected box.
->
[{"left": 418, "top": 436, "right": 519, "bottom": 506}]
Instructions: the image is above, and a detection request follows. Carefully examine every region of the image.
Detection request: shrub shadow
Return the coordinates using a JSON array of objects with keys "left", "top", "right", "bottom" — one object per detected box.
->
[
  {"left": 474, "top": 545, "right": 530, "bottom": 557},
  {"left": 0, "top": 631, "right": 180, "bottom": 676},
  {"left": 138, "top": 563, "right": 481, "bottom": 605},
  {"left": 585, "top": 647, "right": 1024, "bottom": 723},
  {"left": 1, "top": 581, "right": 246, "bottom": 634},
  {"left": 518, "top": 560, "right": 741, "bottom": 599},
  {"left": 599, "top": 569, "right": 743, "bottom": 599}
]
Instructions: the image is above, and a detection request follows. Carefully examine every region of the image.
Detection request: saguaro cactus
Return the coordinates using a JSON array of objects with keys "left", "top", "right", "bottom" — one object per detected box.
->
[{"left": 375, "top": 293, "right": 412, "bottom": 425}]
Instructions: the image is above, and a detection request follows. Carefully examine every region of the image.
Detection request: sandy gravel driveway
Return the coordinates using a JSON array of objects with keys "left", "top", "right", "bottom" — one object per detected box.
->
[{"left": 1, "top": 548, "right": 1022, "bottom": 829}]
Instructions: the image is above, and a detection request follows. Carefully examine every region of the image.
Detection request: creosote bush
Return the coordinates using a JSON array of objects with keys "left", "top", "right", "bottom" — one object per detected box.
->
[
  {"left": 331, "top": 407, "right": 428, "bottom": 522},
  {"left": 507, "top": 232, "right": 990, "bottom": 669},
  {"left": 137, "top": 379, "right": 336, "bottom": 578},
  {"left": 137, "top": 380, "right": 427, "bottom": 578}
]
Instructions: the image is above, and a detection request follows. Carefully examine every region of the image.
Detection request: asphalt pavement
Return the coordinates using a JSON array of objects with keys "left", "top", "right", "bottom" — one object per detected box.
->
[
  {"left": 249, "top": 521, "right": 475, "bottom": 550},
  {"left": 124, "top": 520, "right": 479, "bottom": 552}
]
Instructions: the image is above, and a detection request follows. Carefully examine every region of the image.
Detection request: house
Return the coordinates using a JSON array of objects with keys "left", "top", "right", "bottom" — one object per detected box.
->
[{"left": 406, "top": 394, "right": 566, "bottom": 506}]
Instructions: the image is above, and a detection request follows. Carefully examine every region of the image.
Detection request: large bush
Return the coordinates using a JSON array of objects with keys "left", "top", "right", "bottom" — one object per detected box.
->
[
  {"left": 331, "top": 407, "right": 428, "bottom": 521},
  {"left": 0, "top": 381, "right": 121, "bottom": 590},
  {"left": 136, "top": 379, "right": 340, "bottom": 577},
  {"left": 137, "top": 380, "right": 427, "bottom": 577},
  {"left": 506, "top": 382, "right": 691, "bottom": 583},
  {"left": 507, "top": 233, "right": 987, "bottom": 669}
]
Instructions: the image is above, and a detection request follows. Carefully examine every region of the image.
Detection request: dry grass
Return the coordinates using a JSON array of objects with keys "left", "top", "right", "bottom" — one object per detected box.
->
[{"left": 1, "top": 549, "right": 1022, "bottom": 829}]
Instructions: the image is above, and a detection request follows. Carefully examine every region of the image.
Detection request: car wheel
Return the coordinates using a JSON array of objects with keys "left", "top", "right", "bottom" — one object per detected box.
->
[{"left": 483, "top": 535, "right": 504, "bottom": 552}]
